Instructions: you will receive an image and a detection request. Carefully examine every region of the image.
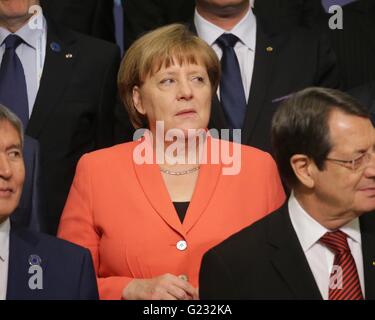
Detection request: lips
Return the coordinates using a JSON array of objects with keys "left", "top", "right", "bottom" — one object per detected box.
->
[
  {"left": 0, "top": 187, "right": 13, "bottom": 198},
  {"left": 175, "top": 109, "right": 197, "bottom": 117},
  {"left": 358, "top": 187, "right": 375, "bottom": 196}
]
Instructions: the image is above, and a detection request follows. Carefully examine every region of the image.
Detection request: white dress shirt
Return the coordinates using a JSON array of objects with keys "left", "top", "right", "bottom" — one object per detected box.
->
[
  {"left": 288, "top": 193, "right": 365, "bottom": 300},
  {"left": 194, "top": 4, "right": 256, "bottom": 103},
  {"left": 0, "top": 11, "right": 47, "bottom": 116},
  {"left": 0, "top": 218, "right": 10, "bottom": 300}
]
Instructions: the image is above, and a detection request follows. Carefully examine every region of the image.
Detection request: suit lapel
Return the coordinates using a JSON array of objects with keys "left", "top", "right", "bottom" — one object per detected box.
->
[
  {"left": 268, "top": 206, "right": 322, "bottom": 299},
  {"left": 26, "top": 19, "right": 77, "bottom": 138},
  {"left": 359, "top": 213, "right": 375, "bottom": 300},
  {"left": 242, "top": 22, "right": 283, "bottom": 145},
  {"left": 6, "top": 225, "right": 47, "bottom": 299}
]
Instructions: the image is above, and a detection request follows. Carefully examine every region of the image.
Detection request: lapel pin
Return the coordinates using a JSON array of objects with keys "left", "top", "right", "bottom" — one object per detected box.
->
[
  {"left": 29, "top": 254, "right": 42, "bottom": 266},
  {"left": 266, "top": 46, "right": 273, "bottom": 53},
  {"left": 65, "top": 53, "right": 73, "bottom": 59},
  {"left": 50, "top": 42, "right": 61, "bottom": 53},
  {"left": 372, "top": 261, "right": 375, "bottom": 267}
]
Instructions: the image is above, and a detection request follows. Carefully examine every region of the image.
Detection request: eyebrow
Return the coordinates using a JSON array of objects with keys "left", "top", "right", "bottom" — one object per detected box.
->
[{"left": 6, "top": 144, "right": 22, "bottom": 151}]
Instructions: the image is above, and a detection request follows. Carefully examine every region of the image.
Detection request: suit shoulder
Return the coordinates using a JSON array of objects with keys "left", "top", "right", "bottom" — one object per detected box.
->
[
  {"left": 14, "top": 227, "right": 89, "bottom": 258},
  {"left": 209, "top": 209, "right": 281, "bottom": 258},
  {"left": 79, "top": 141, "right": 138, "bottom": 165}
]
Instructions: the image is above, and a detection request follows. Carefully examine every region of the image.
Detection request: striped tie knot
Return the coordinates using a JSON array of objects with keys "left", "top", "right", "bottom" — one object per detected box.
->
[{"left": 319, "top": 230, "right": 350, "bottom": 254}]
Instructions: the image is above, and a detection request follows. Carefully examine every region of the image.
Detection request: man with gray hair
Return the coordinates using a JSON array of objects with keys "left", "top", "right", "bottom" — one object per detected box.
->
[{"left": 0, "top": 104, "right": 98, "bottom": 299}]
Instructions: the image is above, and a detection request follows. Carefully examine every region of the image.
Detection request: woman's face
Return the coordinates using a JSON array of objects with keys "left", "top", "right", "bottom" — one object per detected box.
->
[{"left": 132, "top": 60, "right": 212, "bottom": 135}]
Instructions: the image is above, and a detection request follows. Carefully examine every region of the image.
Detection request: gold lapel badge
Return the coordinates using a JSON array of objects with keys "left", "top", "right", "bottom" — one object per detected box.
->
[{"left": 266, "top": 46, "right": 273, "bottom": 53}]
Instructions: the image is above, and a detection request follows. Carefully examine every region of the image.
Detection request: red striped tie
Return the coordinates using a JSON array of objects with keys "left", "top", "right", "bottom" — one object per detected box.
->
[{"left": 320, "top": 230, "right": 363, "bottom": 300}]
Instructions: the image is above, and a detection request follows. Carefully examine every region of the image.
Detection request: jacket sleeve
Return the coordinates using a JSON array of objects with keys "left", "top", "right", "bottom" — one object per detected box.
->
[{"left": 57, "top": 154, "right": 134, "bottom": 300}]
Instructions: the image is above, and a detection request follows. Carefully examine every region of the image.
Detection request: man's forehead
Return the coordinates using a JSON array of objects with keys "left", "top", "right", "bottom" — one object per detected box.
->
[
  {"left": 328, "top": 112, "right": 375, "bottom": 153},
  {"left": 0, "top": 120, "right": 22, "bottom": 148}
]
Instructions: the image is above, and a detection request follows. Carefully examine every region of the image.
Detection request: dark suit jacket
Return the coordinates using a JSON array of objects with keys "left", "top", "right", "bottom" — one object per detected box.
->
[
  {"left": 25, "top": 19, "right": 121, "bottom": 235},
  {"left": 40, "top": 0, "right": 115, "bottom": 43},
  {"left": 253, "top": 0, "right": 325, "bottom": 32},
  {"left": 199, "top": 204, "right": 375, "bottom": 300},
  {"left": 324, "top": 0, "right": 375, "bottom": 90},
  {"left": 193, "top": 19, "right": 339, "bottom": 152},
  {"left": 10, "top": 135, "right": 43, "bottom": 232},
  {"left": 6, "top": 224, "right": 98, "bottom": 299},
  {"left": 123, "top": 0, "right": 196, "bottom": 52}
]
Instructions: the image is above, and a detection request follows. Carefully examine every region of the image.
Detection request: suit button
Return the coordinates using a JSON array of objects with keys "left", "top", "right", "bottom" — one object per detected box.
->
[
  {"left": 176, "top": 240, "right": 187, "bottom": 251},
  {"left": 179, "top": 274, "right": 189, "bottom": 281}
]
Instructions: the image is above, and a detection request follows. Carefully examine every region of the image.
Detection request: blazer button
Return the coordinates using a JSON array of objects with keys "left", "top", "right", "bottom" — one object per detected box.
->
[{"left": 176, "top": 240, "right": 187, "bottom": 251}]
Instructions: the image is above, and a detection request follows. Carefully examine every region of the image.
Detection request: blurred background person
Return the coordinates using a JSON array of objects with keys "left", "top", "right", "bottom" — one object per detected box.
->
[{"left": 0, "top": 0, "right": 121, "bottom": 234}]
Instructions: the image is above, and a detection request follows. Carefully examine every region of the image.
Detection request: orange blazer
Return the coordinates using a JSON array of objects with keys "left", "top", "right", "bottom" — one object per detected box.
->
[{"left": 58, "top": 137, "right": 285, "bottom": 299}]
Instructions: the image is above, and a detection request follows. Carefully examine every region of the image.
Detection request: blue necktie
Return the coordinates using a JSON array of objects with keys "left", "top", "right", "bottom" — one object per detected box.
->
[
  {"left": 216, "top": 33, "right": 247, "bottom": 129},
  {"left": 0, "top": 34, "right": 29, "bottom": 128}
]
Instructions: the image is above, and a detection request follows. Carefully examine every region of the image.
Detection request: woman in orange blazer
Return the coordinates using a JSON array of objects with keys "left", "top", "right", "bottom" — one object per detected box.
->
[{"left": 58, "top": 24, "right": 286, "bottom": 300}]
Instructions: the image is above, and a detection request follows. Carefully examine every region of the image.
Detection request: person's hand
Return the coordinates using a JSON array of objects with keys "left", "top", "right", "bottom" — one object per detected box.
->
[{"left": 122, "top": 273, "right": 198, "bottom": 300}]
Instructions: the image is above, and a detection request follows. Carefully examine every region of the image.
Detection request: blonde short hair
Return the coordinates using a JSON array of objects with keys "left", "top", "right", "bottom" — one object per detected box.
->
[{"left": 118, "top": 23, "right": 220, "bottom": 129}]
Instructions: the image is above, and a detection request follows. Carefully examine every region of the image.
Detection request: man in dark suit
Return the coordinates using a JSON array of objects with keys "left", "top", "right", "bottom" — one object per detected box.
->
[
  {"left": 200, "top": 87, "right": 375, "bottom": 300},
  {"left": 0, "top": 0, "right": 121, "bottom": 234},
  {"left": 123, "top": 0, "right": 325, "bottom": 52},
  {"left": 40, "top": 0, "right": 115, "bottom": 43},
  {"left": 325, "top": 0, "right": 375, "bottom": 90},
  {"left": 193, "top": 0, "right": 339, "bottom": 152},
  {"left": 0, "top": 105, "right": 98, "bottom": 300}
]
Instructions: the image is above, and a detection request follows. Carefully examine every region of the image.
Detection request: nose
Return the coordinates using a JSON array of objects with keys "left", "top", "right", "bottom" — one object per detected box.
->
[
  {"left": 177, "top": 79, "right": 193, "bottom": 100},
  {"left": 0, "top": 153, "right": 12, "bottom": 180},
  {"left": 364, "top": 153, "right": 375, "bottom": 178}
]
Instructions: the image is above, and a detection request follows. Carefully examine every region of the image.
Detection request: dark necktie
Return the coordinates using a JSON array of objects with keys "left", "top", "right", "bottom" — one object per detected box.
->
[
  {"left": 319, "top": 230, "right": 364, "bottom": 300},
  {"left": 216, "top": 33, "right": 247, "bottom": 129},
  {"left": 0, "top": 34, "right": 29, "bottom": 128}
]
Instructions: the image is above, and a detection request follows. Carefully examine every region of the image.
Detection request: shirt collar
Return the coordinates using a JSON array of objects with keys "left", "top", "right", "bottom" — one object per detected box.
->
[
  {"left": 0, "top": 12, "right": 46, "bottom": 49},
  {"left": 194, "top": 3, "right": 256, "bottom": 51},
  {"left": 288, "top": 192, "right": 362, "bottom": 253},
  {"left": 0, "top": 218, "right": 10, "bottom": 263}
]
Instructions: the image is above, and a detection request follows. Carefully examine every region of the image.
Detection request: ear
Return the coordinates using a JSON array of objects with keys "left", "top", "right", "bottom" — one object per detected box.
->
[
  {"left": 132, "top": 86, "right": 146, "bottom": 115},
  {"left": 290, "top": 154, "right": 315, "bottom": 189}
]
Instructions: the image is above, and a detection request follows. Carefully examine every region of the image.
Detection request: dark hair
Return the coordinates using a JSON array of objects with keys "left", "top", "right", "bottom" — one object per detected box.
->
[
  {"left": 0, "top": 104, "right": 24, "bottom": 147},
  {"left": 271, "top": 87, "right": 369, "bottom": 188}
]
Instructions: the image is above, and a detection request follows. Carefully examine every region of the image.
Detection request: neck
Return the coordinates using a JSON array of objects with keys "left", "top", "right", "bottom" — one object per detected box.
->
[
  {"left": 154, "top": 131, "right": 206, "bottom": 167},
  {"left": 0, "top": 16, "right": 32, "bottom": 33},
  {"left": 294, "top": 189, "right": 359, "bottom": 230},
  {"left": 196, "top": 2, "right": 250, "bottom": 31}
]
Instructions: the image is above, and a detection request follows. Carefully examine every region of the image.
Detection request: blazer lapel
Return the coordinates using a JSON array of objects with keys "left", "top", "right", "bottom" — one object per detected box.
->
[
  {"left": 242, "top": 22, "right": 283, "bottom": 145},
  {"left": 6, "top": 225, "right": 47, "bottom": 299},
  {"left": 268, "top": 206, "right": 322, "bottom": 300},
  {"left": 132, "top": 135, "right": 185, "bottom": 236},
  {"left": 183, "top": 136, "right": 222, "bottom": 233},
  {"left": 359, "top": 213, "right": 375, "bottom": 300},
  {"left": 26, "top": 19, "right": 77, "bottom": 138}
]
